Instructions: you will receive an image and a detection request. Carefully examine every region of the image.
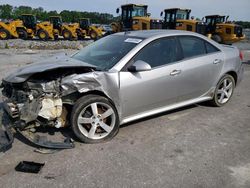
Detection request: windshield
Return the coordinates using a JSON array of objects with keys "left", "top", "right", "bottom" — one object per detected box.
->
[
  {"left": 122, "top": 6, "right": 146, "bottom": 20},
  {"left": 176, "top": 10, "right": 189, "bottom": 20},
  {"left": 206, "top": 16, "right": 225, "bottom": 24},
  {"left": 132, "top": 7, "right": 146, "bottom": 17},
  {"left": 72, "top": 35, "right": 143, "bottom": 70}
]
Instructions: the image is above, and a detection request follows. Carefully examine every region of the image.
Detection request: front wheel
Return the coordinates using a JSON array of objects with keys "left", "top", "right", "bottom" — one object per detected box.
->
[
  {"left": 71, "top": 95, "right": 119, "bottom": 143},
  {"left": 89, "top": 30, "right": 98, "bottom": 40},
  {"left": 62, "top": 29, "right": 72, "bottom": 40},
  {"left": 0, "top": 29, "right": 10, "bottom": 40},
  {"left": 210, "top": 74, "right": 235, "bottom": 107},
  {"left": 37, "top": 29, "right": 49, "bottom": 40},
  {"left": 212, "top": 34, "right": 222, "bottom": 43}
]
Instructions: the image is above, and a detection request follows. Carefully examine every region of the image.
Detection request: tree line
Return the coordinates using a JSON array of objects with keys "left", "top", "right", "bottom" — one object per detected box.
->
[
  {"left": 0, "top": 4, "right": 119, "bottom": 24},
  {"left": 1, "top": 4, "right": 249, "bottom": 28}
]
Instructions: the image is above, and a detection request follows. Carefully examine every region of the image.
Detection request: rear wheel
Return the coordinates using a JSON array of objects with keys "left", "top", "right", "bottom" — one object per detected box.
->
[
  {"left": 0, "top": 29, "right": 10, "bottom": 40},
  {"left": 17, "top": 28, "right": 28, "bottom": 40},
  {"left": 37, "top": 29, "right": 49, "bottom": 40},
  {"left": 62, "top": 29, "right": 72, "bottom": 40},
  {"left": 54, "top": 34, "right": 59, "bottom": 40},
  {"left": 210, "top": 74, "right": 235, "bottom": 107},
  {"left": 71, "top": 95, "right": 119, "bottom": 143},
  {"left": 212, "top": 34, "right": 222, "bottom": 43}
]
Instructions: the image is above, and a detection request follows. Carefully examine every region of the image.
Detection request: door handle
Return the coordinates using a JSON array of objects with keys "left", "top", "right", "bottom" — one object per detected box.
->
[
  {"left": 213, "top": 59, "right": 222, "bottom": 64},
  {"left": 170, "top": 69, "right": 182, "bottom": 76}
]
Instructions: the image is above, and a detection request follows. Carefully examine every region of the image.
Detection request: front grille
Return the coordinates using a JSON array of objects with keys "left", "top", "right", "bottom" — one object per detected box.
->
[{"left": 234, "top": 26, "right": 243, "bottom": 37}]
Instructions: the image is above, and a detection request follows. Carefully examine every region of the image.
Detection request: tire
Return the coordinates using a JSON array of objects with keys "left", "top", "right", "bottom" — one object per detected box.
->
[
  {"left": 37, "top": 29, "right": 49, "bottom": 40},
  {"left": 17, "top": 28, "right": 28, "bottom": 40},
  {"left": 0, "top": 29, "right": 10, "bottom": 40},
  {"left": 54, "top": 34, "right": 59, "bottom": 40},
  {"left": 62, "top": 29, "right": 72, "bottom": 40},
  {"left": 212, "top": 34, "right": 222, "bottom": 43},
  {"left": 71, "top": 94, "right": 119, "bottom": 143},
  {"left": 89, "top": 30, "right": 98, "bottom": 40},
  {"left": 209, "top": 74, "right": 235, "bottom": 107}
]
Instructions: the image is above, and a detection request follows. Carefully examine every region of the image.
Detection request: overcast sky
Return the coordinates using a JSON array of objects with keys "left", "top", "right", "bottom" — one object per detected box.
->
[{"left": 0, "top": 0, "right": 249, "bottom": 21}]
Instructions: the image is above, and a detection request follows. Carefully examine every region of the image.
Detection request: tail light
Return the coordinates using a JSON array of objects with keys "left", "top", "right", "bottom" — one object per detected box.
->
[{"left": 239, "top": 51, "right": 243, "bottom": 61}]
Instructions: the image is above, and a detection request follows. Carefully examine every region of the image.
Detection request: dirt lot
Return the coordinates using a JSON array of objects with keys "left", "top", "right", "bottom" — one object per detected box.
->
[{"left": 0, "top": 47, "right": 250, "bottom": 188}]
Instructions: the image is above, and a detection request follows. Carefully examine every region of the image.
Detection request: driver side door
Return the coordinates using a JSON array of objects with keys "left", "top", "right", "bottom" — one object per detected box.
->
[{"left": 119, "top": 37, "right": 183, "bottom": 119}]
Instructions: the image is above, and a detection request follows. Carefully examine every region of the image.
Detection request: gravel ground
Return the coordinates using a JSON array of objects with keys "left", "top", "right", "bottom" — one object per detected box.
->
[
  {"left": 0, "top": 39, "right": 93, "bottom": 50},
  {"left": 0, "top": 48, "right": 249, "bottom": 188}
]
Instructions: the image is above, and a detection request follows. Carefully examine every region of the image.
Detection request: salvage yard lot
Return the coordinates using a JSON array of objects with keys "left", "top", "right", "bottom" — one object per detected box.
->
[{"left": 0, "top": 49, "right": 250, "bottom": 188}]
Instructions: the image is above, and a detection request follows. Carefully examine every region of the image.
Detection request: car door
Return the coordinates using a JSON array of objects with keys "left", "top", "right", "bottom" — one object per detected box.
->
[
  {"left": 119, "top": 37, "right": 183, "bottom": 119},
  {"left": 175, "top": 36, "right": 224, "bottom": 102}
]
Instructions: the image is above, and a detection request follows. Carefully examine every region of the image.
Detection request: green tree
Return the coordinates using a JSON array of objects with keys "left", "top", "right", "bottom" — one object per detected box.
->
[{"left": 0, "top": 4, "right": 13, "bottom": 19}]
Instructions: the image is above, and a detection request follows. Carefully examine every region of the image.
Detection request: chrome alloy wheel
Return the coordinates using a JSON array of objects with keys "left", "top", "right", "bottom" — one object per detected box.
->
[
  {"left": 77, "top": 102, "right": 116, "bottom": 139},
  {"left": 216, "top": 78, "right": 234, "bottom": 104}
]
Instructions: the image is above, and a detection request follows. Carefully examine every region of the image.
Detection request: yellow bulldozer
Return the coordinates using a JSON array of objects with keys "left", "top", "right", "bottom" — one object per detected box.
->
[
  {"left": 76, "top": 18, "right": 103, "bottom": 40},
  {"left": 49, "top": 16, "right": 78, "bottom": 40},
  {"left": 0, "top": 20, "right": 19, "bottom": 40},
  {"left": 111, "top": 4, "right": 163, "bottom": 33},
  {"left": 205, "top": 15, "right": 245, "bottom": 44},
  {"left": 161, "top": 8, "right": 208, "bottom": 36},
  {"left": 15, "top": 14, "right": 54, "bottom": 40}
]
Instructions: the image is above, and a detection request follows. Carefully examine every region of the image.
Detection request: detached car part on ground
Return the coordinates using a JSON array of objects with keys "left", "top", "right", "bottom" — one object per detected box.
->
[{"left": 0, "top": 30, "right": 244, "bottom": 151}]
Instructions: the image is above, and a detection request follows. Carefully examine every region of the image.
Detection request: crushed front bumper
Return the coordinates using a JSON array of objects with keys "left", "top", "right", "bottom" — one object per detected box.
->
[{"left": 1, "top": 100, "right": 75, "bottom": 152}]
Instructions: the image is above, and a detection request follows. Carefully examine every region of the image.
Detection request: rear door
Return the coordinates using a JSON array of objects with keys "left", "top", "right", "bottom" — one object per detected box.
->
[{"left": 175, "top": 36, "right": 224, "bottom": 102}]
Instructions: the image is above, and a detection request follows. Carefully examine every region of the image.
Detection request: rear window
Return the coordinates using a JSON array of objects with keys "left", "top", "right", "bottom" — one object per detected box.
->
[
  {"left": 205, "top": 42, "right": 220, "bottom": 54},
  {"left": 179, "top": 36, "right": 206, "bottom": 58}
]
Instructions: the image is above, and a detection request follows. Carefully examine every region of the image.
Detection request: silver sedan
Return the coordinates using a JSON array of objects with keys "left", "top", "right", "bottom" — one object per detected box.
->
[{"left": 1, "top": 30, "right": 244, "bottom": 144}]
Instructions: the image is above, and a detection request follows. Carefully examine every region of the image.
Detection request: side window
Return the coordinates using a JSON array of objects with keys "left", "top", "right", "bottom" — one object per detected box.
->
[
  {"left": 205, "top": 42, "right": 220, "bottom": 54},
  {"left": 132, "top": 37, "right": 180, "bottom": 68},
  {"left": 179, "top": 36, "right": 206, "bottom": 58}
]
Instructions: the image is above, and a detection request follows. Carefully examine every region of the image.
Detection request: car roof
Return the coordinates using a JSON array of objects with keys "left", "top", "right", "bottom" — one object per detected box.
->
[{"left": 114, "top": 30, "right": 201, "bottom": 39}]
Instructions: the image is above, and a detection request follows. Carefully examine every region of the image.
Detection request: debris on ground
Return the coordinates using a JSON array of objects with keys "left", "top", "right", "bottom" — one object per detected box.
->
[{"left": 15, "top": 161, "right": 45, "bottom": 174}]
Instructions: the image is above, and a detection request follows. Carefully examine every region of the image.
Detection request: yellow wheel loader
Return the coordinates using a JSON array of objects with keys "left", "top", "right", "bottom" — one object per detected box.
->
[
  {"left": 161, "top": 8, "right": 207, "bottom": 36},
  {"left": 0, "top": 20, "right": 19, "bottom": 40},
  {"left": 111, "top": 4, "right": 163, "bottom": 33},
  {"left": 49, "top": 16, "right": 78, "bottom": 40},
  {"left": 205, "top": 15, "right": 245, "bottom": 44},
  {"left": 15, "top": 14, "right": 54, "bottom": 40},
  {"left": 76, "top": 18, "right": 103, "bottom": 40}
]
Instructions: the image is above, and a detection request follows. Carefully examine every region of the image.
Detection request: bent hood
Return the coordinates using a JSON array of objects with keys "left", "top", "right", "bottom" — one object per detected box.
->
[{"left": 3, "top": 54, "right": 96, "bottom": 83}]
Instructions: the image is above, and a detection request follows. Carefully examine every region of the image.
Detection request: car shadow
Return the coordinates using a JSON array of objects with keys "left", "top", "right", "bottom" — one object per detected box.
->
[{"left": 120, "top": 103, "right": 208, "bottom": 128}]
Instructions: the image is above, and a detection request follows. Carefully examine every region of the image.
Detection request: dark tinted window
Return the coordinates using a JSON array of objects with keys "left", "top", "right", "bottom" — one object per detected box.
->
[
  {"left": 133, "top": 37, "right": 180, "bottom": 68},
  {"left": 179, "top": 36, "right": 206, "bottom": 58},
  {"left": 205, "top": 42, "right": 220, "bottom": 53}
]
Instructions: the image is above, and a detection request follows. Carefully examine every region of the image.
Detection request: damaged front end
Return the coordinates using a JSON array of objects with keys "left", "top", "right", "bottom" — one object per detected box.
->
[
  {"left": 0, "top": 62, "right": 99, "bottom": 151},
  {"left": 1, "top": 76, "right": 75, "bottom": 150}
]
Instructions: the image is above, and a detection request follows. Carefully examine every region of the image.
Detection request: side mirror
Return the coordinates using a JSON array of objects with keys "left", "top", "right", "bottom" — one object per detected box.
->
[
  {"left": 147, "top": 13, "right": 151, "bottom": 17},
  {"left": 160, "top": 11, "right": 163, "bottom": 17},
  {"left": 116, "top": 8, "right": 120, "bottom": 14},
  {"left": 128, "top": 60, "right": 152, "bottom": 72}
]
